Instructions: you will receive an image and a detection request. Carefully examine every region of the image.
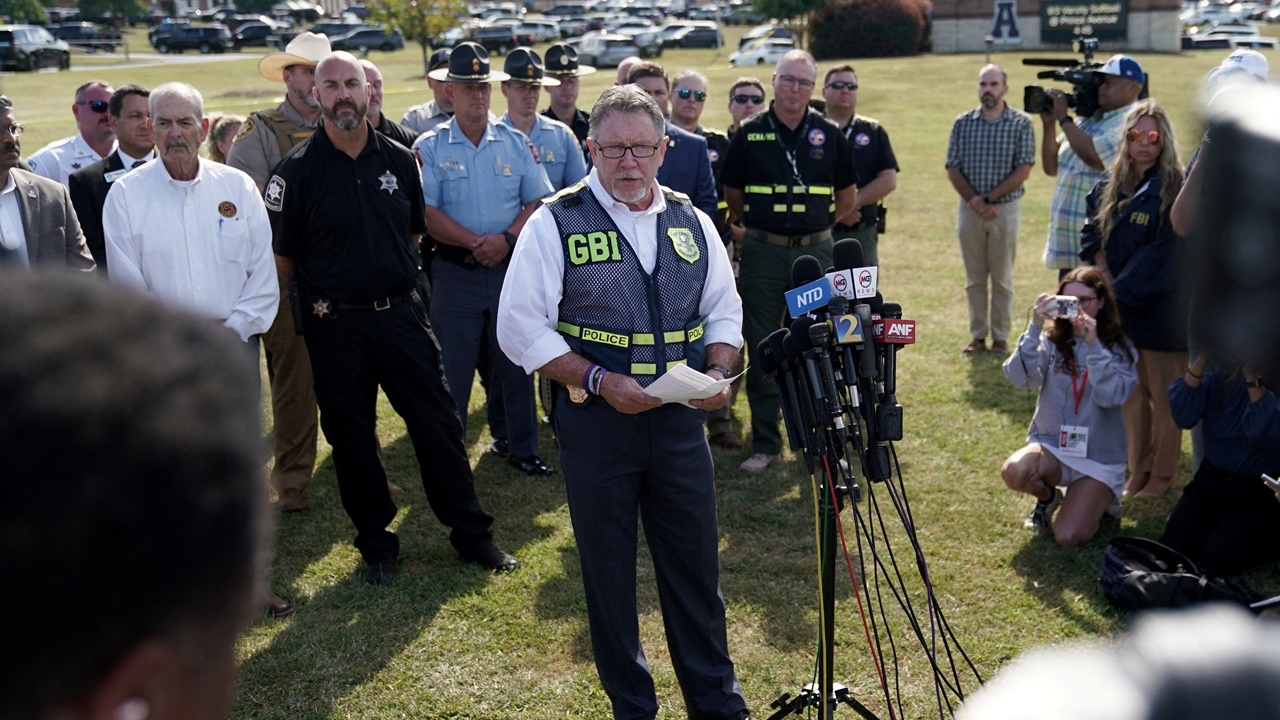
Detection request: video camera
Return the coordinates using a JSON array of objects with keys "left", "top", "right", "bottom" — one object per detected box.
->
[{"left": 1023, "top": 38, "right": 1103, "bottom": 118}]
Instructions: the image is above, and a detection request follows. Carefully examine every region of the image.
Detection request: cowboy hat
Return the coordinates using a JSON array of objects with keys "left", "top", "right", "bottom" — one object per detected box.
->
[{"left": 258, "top": 32, "right": 332, "bottom": 83}]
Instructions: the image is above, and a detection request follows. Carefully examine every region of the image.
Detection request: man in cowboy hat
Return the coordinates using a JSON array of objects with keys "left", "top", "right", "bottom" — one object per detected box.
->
[
  {"left": 500, "top": 47, "right": 585, "bottom": 193},
  {"left": 402, "top": 47, "right": 455, "bottom": 136},
  {"left": 226, "top": 31, "right": 337, "bottom": 517},
  {"left": 541, "top": 42, "right": 594, "bottom": 163},
  {"left": 412, "top": 42, "right": 556, "bottom": 478}
]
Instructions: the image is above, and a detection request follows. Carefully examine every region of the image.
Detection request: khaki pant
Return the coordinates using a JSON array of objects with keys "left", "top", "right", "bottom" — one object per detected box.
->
[
  {"left": 1123, "top": 348, "right": 1187, "bottom": 479},
  {"left": 264, "top": 284, "right": 318, "bottom": 493},
  {"left": 956, "top": 198, "right": 1020, "bottom": 343}
]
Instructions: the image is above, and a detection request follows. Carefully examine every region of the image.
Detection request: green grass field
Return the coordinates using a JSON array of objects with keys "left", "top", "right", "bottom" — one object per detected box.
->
[{"left": 4, "top": 30, "right": 1275, "bottom": 719}]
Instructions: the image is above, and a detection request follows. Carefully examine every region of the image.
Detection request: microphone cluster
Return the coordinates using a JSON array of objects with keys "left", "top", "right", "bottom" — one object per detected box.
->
[{"left": 762, "top": 239, "right": 916, "bottom": 481}]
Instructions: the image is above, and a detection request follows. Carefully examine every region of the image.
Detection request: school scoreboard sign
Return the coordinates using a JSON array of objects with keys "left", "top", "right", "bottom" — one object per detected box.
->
[{"left": 1041, "top": 0, "right": 1128, "bottom": 42}]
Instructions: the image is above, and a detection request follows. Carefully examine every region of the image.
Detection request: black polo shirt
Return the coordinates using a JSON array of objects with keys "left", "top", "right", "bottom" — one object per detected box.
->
[
  {"left": 842, "top": 115, "right": 898, "bottom": 204},
  {"left": 269, "top": 121, "right": 426, "bottom": 303},
  {"left": 376, "top": 114, "right": 419, "bottom": 149},
  {"left": 542, "top": 106, "right": 589, "bottom": 159}
]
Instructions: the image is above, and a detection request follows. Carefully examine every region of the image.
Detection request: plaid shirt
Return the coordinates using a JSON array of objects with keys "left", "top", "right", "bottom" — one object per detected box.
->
[
  {"left": 945, "top": 103, "right": 1035, "bottom": 202},
  {"left": 1043, "top": 106, "right": 1129, "bottom": 269}
]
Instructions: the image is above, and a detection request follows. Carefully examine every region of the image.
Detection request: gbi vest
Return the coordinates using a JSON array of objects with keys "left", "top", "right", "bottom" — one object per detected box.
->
[
  {"left": 739, "top": 108, "right": 839, "bottom": 234},
  {"left": 546, "top": 182, "right": 709, "bottom": 388}
]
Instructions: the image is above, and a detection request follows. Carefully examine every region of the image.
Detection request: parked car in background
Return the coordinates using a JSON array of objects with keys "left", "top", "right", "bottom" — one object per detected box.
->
[
  {"left": 469, "top": 23, "right": 522, "bottom": 53},
  {"left": 574, "top": 31, "right": 641, "bottom": 67},
  {"left": 738, "top": 22, "right": 791, "bottom": 47},
  {"left": 232, "top": 21, "right": 282, "bottom": 49},
  {"left": 721, "top": 6, "right": 765, "bottom": 24},
  {"left": 147, "top": 17, "right": 190, "bottom": 45},
  {"left": 662, "top": 25, "right": 721, "bottom": 47},
  {"left": 1180, "top": 20, "right": 1279, "bottom": 47},
  {"left": 331, "top": 24, "right": 404, "bottom": 51},
  {"left": 48, "top": 21, "right": 122, "bottom": 52},
  {"left": 518, "top": 18, "right": 560, "bottom": 41},
  {"left": 0, "top": 24, "right": 70, "bottom": 70},
  {"left": 728, "top": 36, "right": 794, "bottom": 65},
  {"left": 152, "top": 24, "right": 234, "bottom": 53}
]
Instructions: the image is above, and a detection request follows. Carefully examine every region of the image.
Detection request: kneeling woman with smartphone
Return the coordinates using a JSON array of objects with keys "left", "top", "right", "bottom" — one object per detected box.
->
[
  {"left": 1000, "top": 267, "right": 1138, "bottom": 546},
  {"left": 1159, "top": 355, "right": 1280, "bottom": 575}
]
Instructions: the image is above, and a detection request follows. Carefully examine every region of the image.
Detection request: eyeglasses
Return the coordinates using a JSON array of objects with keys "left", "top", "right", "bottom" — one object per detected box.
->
[
  {"left": 731, "top": 94, "right": 765, "bottom": 105},
  {"left": 1126, "top": 129, "right": 1161, "bottom": 144},
  {"left": 76, "top": 100, "right": 109, "bottom": 113},
  {"left": 825, "top": 81, "right": 858, "bottom": 91},
  {"left": 0, "top": 123, "right": 24, "bottom": 138},
  {"left": 676, "top": 87, "right": 707, "bottom": 102},
  {"left": 777, "top": 75, "right": 816, "bottom": 90},
  {"left": 1075, "top": 294, "right": 1099, "bottom": 306},
  {"left": 595, "top": 144, "right": 660, "bottom": 159}
]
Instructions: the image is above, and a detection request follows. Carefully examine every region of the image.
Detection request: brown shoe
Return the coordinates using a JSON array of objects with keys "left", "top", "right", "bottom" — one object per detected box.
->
[
  {"left": 990, "top": 340, "right": 1009, "bottom": 355},
  {"left": 710, "top": 431, "right": 744, "bottom": 449},
  {"left": 387, "top": 481, "right": 407, "bottom": 498},
  {"left": 262, "top": 588, "right": 295, "bottom": 619},
  {"left": 276, "top": 488, "right": 307, "bottom": 513},
  {"left": 962, "top": 339, "right": 987, "bottom": 355}
]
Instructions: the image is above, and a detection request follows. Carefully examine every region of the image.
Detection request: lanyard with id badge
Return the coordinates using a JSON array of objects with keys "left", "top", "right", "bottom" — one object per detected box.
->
[{"left": 1059, "top": 368, "right": 1089, "bottom": 458}]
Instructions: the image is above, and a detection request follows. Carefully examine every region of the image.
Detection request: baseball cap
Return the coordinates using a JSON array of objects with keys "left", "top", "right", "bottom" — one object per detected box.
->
[
  {"left": 1095, "top": 54, "right": 1145, "bottom": 84},
  {"left": 1221, "top": 48, "right": 1269, "bottom": 81},
  {"left": 428, "top": 47, "right": 451, "bottom": 72}
]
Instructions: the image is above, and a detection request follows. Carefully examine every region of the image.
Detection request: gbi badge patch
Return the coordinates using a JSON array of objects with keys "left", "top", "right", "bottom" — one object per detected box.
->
[{"left": 668, "top": 227, "right": 698, "bottom": 264}]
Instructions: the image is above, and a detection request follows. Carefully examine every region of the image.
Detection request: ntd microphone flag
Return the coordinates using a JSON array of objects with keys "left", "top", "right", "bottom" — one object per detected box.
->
[{"left": 785, "top": 276, "right": 833, "bottom": 318}]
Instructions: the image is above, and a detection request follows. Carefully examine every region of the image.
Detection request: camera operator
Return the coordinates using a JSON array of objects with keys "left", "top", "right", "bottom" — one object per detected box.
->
[{"left": 1041, "top": 55, "right": 1145, "bottom": 278}]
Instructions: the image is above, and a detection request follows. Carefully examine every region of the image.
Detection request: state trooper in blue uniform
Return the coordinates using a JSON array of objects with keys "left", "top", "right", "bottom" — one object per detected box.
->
[
  {"left": 414, "top": 43, "right": 556, "bottom": 476},
  {"left": 498, "top": 86, "right": 749, "bottom": 720},
  {"left": 499, "top": 47, "right": 587, "bottom": 193}
]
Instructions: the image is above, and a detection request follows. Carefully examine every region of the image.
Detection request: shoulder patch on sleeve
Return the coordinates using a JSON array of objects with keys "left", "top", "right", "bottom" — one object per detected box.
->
[
  {"left": 233, "top": 116, "right": 257, "bottom": 144},
  {"left": 264, "top": 174, "right": 285, "bottom": 212}
]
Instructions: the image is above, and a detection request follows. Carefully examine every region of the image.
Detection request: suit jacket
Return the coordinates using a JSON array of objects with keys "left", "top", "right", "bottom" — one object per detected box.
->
[
  {"left": 12, "top": 168, "right": 95, "bottom": 270},
  {"left": 68, "top": 150, "right": 125, "bottom": 272},
  {"left": 658, "top": 122, "right": 718, "bottom": 220}
]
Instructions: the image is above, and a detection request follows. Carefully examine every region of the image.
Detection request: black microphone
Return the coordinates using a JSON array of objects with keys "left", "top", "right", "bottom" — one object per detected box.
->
[
  {"left": 826, "top": 295, "right": 861, "bottom": 399},
  {"left": 759, "top": 331, "right": 804, "bottom": 454},
  {"left": 877, "top": 301, "right": 912, "bottom": 442},
  {"left": 832, "top": 237, "right": 864, "bottom": 273},
  {"left": 790, "top": 254, "right": 829, "bottom": 321},
  {"left": 782, "top": 329, "right": 824, "bottom": 462},
  {"left": 792, "top": 315, "right": 848, "bottom": 446}
]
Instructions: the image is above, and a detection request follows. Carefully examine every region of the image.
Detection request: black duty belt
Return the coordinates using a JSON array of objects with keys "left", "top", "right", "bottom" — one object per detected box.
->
[
  {"left": 436, "top": 244, "right": 478, "bottom": 268},
  {"left": 333, "top": 291, "right": 414, "bottom": 312},
  {"left": 835, "top": 204, "right": 882, "bottom": 231},
  {"left": 747, "top": 228, "right": 833, "bottom": 248}
]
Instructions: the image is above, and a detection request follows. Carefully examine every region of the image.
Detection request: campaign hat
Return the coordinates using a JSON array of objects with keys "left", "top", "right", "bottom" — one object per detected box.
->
[
  {"left": 543, "top": 42, "right": 597, "bottom": 77},
  {"left": 427, "top": 41, "right": 510, "bottom": 82},
  {"left": 258, "top": 32, "right": 332, "bottom": 83},
  {"left": 503, "top": 47, "right": 560, "bottom": 86}
]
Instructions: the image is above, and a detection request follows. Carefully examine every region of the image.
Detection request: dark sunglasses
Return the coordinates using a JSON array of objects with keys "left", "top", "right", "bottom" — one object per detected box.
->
[
  {"left": 1126, "top": 129, "right": 1161, "bottom": 144},
  {"left": 676, "top": 87, "right": 707, "bottom": 102},
  {"left": 77, "top": 100, "right": 109, "bottom": 113},
  {"left": 825, "top": 81, "right": 858, "bottom": 91},
  {"left": 731, "top": 94, "right": 765, "bottom": 105}
]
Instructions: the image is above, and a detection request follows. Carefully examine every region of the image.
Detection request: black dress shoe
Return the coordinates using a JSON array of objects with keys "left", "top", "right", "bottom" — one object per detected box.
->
[
  {"left": 262, "top": 588, "right": 295, "bottom": 619},
  {"left": 508, "top": 454, "right": 556, "bottom": 476},
  {"left": 459, "top": 543, "right": 521, "bottom": 572},
  {"left": 364, "top": 558, "right": 398, "bottom": 586},
  {"left": 488, "top": 438, "right": 510, "bottom": 457}
]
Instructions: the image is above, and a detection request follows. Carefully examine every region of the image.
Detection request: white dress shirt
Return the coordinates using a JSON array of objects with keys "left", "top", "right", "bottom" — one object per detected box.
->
[
  {"left": 103, "top": 158, "right": 279, "bottom": 342},
  {"left": 27, "top": 132, "right": 114, "bottom": 186},
  {"left": 498, "top": 168, "right": 743, "bottom": 376},
  {"left": 0, "top": 173, "right": 28, "bottom": 270}
]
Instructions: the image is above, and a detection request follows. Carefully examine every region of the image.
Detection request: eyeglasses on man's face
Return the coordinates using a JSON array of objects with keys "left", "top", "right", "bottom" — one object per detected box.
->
[
  {"left": 777, "top": 75, "right": 815, "bottom": 90},
  {"left": 595, "top": 144, "right": 660, "bottom": 159},
  {"left": 675, "top": 87, "right": 707, "bottom": 102},
  {"left": 731, "top": 93, "right": 764, "bottom": 105},
  {"left": 0, "top": 123, "right": 25, "bottom": 138},
  {"left": 77, "top": 100, "right": 109, "bottom": 113},
  {"left": 825, "top": 81, "right": 858, "bottom": 91}
]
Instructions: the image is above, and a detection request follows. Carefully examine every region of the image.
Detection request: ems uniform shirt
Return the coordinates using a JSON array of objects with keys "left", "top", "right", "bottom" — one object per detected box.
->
[
  {"left": 416, "top": 118, "right": 552, "bottom": 236},
  {"left": 102, "top": 159, "right": 279, "bottom": 342},
  {"left": 27, "top": 132, "right": 114, "bottom": 186},
  {"left": 269, "top": 124, "right": 426, "bottom": 303},
  {"left": 499, "top": 112, "right": 587, "bottom": 192}
]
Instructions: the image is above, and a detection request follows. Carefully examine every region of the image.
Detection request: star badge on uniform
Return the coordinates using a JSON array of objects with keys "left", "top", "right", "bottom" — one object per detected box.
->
[
  {"left": 312, "top": 299, "right": 331, "bottom": 318},
  {"left": 668, "top": 227, "right": 699, "bottom": 264},
  {"left": 378, "top": 170, "right": 398, "bottom": 194}
]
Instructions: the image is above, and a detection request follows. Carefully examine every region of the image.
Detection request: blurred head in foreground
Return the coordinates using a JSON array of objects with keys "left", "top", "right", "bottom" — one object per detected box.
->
[
  {"left": 0, "top": 273, "right": 266, "bottom": 720},
  {"left": 957, "top": 604, "right": 1280, "bottom": 720}
]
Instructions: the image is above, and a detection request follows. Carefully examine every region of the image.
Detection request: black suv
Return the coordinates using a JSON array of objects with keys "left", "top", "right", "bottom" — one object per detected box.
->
[
  {"left": 331, "top": 25, "right": 405, "bottom": 52},
  {"left": 49, "top": 21, "right": 122, "bottom": 52},
  {"left": 469, "top": 24, "right": 522, "bottom": 54},
  {"left": 232, "top": 21, "right": 281, "bottom": 49},
  {"left": 153, "top": 25, "right": 234, "bottom": 53},
  {"left": 0, "top": 24, "right": 71, "bottom": 71}
]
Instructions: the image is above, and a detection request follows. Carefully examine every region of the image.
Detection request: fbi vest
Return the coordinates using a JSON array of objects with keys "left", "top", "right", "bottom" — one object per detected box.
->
[
  {"left": 739, "top": 108, "right": 839, "bottom": 234},
  {"left": 545, "top": 182, "right": 709, "bottom": 388}
]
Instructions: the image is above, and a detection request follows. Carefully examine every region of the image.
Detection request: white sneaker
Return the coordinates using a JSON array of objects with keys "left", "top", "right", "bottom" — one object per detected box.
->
[
  {"left": 739, "top": 453, "right": 779, "bottom": 473},
  {"left": 1104, "top": 496, "right": 1124, "bottom": 520}
]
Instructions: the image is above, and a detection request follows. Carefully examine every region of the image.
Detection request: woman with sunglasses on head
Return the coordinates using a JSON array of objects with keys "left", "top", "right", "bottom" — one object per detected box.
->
[
  {"left": 1001, "top": 267, "right": 1138, "bottom": 545},
  {"left": 1079, "top": 99, "right": 1188, "bottom": 498}
]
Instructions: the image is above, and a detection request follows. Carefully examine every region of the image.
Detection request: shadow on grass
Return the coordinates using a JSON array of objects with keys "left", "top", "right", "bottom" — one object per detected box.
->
[
  {"left": 962, "top": 350, "right": 1037, "bottom": 424},
  {"left": 234, "top": 420, "right": 564, "bottom": 719}
]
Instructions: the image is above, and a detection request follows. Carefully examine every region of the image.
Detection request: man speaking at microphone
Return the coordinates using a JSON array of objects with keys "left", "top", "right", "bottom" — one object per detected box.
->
[
  {"left": 722, "top": 49, "right": 858, "bottom": 473},
  {"left": 498, "top": 85, "right": 749, "bottom": 720}
]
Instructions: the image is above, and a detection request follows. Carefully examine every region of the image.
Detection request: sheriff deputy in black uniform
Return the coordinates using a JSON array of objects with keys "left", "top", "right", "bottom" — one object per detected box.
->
[
  {"left": 540, "top": 42, "right": 593, "bottom": 163},
  {"left": 721, "top": 49, "right": 858, "bottom": 474},
  {"left": 268, "top": 51, "right": 519, "bottom": 585}
]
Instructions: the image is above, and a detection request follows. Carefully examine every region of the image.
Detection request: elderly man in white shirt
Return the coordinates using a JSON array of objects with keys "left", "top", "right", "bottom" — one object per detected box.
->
[{"left": 104, "top": 82, "right": 278, "bottom": 343}]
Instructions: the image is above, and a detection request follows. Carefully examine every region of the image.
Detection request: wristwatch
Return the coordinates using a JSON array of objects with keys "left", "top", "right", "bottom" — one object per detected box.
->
[
  {"left": 1059, "top": 115, "right": 1074, "bottom": 126},
  {"left": 981, "top": 195, "right": 991, "bottom": 205},
  {"left": 503, "top": 231, "right": 517, "bottom": 248},
  {"left": 706, "top": 363, "right": 733, "bottom": 378}
]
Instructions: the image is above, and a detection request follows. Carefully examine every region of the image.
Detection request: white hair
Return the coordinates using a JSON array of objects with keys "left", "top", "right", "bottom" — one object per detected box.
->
[{"left": 149, "top": 82, "right": 204, "bottom": 119}]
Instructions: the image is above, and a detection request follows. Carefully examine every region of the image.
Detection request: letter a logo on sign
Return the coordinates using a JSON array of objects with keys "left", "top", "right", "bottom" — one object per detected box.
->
[{"left": 991, "top": 0, "right": 1021, "bottom": 43}]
